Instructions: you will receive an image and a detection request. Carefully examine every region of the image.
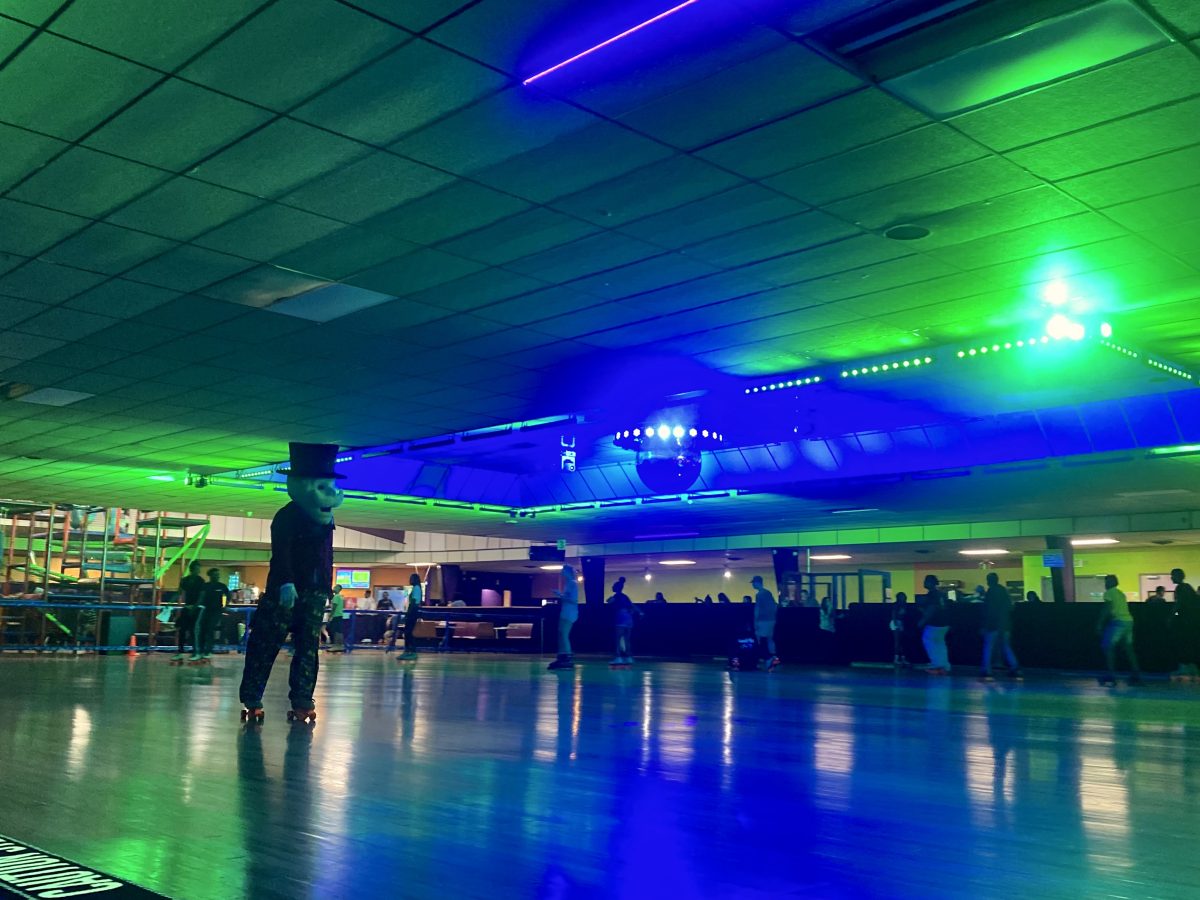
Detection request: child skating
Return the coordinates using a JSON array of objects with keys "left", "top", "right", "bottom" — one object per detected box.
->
[
  {"left": 752, "top": 575, "right": 780, "bottom": 672},
  {"left": 547, "top": 564, "right": 579, "bottom": 670},
  {"left": 607, "top": 577, "right": 638, "bottom": 667}
]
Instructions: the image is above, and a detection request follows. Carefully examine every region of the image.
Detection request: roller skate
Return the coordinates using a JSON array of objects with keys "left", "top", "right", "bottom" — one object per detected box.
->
[
  {"left": 287, "top": 708, "right": 317, "bottom": 725},
  {"left": 187, "top": 654, "right": 208, "bottom": 666},
  {"left": 240, "top": 706, "right": 264, "bottom": 724},
  {"left": 397, "top": 650, "right": 418, "bottom": 662},
  {"left": 547, "top": 653, "right": 574, "bottom": 670},
  {"left": 609, "top": 656, "right": 631, "bottom": 669},
  {"left": 766, "top": 655, "right": 781, "bottom": 673},
  {"left": 1009, "top": 669, "right": 1024, "bottom": 682},
  {"left": 170, "top": 653, "right": 188, "bottom": 666}
]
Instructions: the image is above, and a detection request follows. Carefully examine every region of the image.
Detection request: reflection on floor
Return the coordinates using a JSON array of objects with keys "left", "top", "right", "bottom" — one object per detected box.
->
[{"left": 2, "top": 654, "right": 1199, "bottom": 899}]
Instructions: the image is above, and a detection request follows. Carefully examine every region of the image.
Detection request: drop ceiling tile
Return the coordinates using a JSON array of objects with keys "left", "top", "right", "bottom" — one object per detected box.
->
[
  {"left": 272, "top": 226, "right": 418, "bottom": 281},
  {"left": 402, "top": 268, "right": 546, "bottom": 313},
  {"left": 293, "top": 38, "right": 506, "bottom": 144},
  {"left": 0, "top": 331, "right": 66, "bottom": 360},
  {"left": 345, "top": 247, "right": 485, "bottom": 297},
  {"left": 391, "top": 88, "right": 598, "bottom": 176},
  {"left": 190, "top": 119, "right": 368, "bottom": 199},
  {"left": 1056, "top": 143, "right": 1200, "bottom": 208},
  {"left": 952, "top": 45, "right": 1200, "bottom": 153},
  {"left": 50, "top": 0, "right": 268, "bottom": 69},
  {"left": 825, "top": 156, "right": 1045, "bottom": 231},
  {"left": 282, "top": 152, "right": 454, "bottom": 223},
  {"left": 0, "top": 31, "right": 160, "bottom": 140},
  {"left": 0, "top": 122, "right": 69, "bottom": 192},
  {"left": 617, "top": 183, "right": 804, "bottom": 251},
  {"left": 12, "top": 307, "right": 117, "bottom": 341},
  {"left": 766, "top": 124, "right": 987, "bottom": 207},
  {"left": 181, "top": 0, "right": 408, "bottom": 110},
  {"left": 130, "top": 295, "right": 248, "bottom": 332},
  {"left": 570, "top": 253, "right": 722, "bottom": 301},
  {"left": 736, "top": 232, "right": 913, "bottom": 288},
  {"left": 9, "top": 146, "right": 169, "bottom": 218},
  {"left": 683, "top": 210, "right": 859, "bottom": 268},
  {"left": 365, "top": 181, "right": 533, "bottom": 245},
  {"left": 2, "top": 1, "right": 63, "bottom": 26},
  {"left": 0, "top": 260, "right": 106, "bottom": 303},
  {"left": 697, "top": 87, "right": 928, "bottom": 178},
  {"left": 0, "top": 199, "right": 89, "bottom": 257},
  {"left": 1104, "top": 184, "right": 1200, "bottom": 232},
  {"left": 194, "top": 203, "right": 345, "bottom": 260},
  {"left": 199, "top": 265, "right": 330, "bottom": 308},
  {"left": 41, "top": 223, "right": 177, "bottom": 275},
  {"left": 898, "top": 185, "right": 1089, "bottom": 251},
  {"left": 1007, "top": 96, "right": 1200, "bottom": 181},
  {"left": 474, "top": 285, "right": 601, "bottom": 326},
  {"left": 107, "top": 177, "right": 264, "bottom": 242},
  {"left": 472, "top": 120, "right": 674, "bottom": 204},
  {"left": 435, "top": 208, "right": 601, "bottom": 266},
  {"left": 0, "top": 297, "right": 44, "bottom": 329},
  {"left": 124, "top": 244, "right": 255, "bottom": 292},
  {"left": 84, "top": 78, "right": 274, "bottom": 172},
  {"left": 551, "top": 155, "right": 745, "bottom": 227},
  {"left": 64, "top": 278, "right": 180, "bottom": 318},
  {"left": 506, "top": 232, "right": 663, "bottom": 283},
  {"left": 618, "top": 42, "right": 861, "bottom": 149},
  {"left": 924, "top": 212, "right": 1126, "bottom": 271}
]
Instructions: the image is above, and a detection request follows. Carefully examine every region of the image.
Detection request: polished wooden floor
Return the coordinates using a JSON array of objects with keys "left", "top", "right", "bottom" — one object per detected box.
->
[{"left": 1, "top": 654, "right": 1199, "bottom": 899}]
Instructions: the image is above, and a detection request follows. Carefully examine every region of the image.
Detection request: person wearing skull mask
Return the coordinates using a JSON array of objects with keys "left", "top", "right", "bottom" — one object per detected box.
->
[{"left": 239, "top": 443, "right": 344, "bottom": 724}]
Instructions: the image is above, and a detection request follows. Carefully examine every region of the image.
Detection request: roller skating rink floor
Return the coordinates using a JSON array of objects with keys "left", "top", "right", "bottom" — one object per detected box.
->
[{"left": 2, "top": 652, "right": 1199, "bottom": 899}]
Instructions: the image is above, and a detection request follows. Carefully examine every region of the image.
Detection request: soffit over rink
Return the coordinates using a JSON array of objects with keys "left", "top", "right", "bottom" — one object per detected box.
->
[{"left": 0, "top": 0, "right": 1198, "bottom": 537}]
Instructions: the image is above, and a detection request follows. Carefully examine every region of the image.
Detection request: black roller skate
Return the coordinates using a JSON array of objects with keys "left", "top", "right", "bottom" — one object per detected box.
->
[
  {"left": 240, "top": 706, "right": 264, "bottom": 724},
  {"left": 547, "top": 653, "right": 574, "bottom": 670},
  {"left": 287, "top": 707, "right": 317, "bottom": 725}
]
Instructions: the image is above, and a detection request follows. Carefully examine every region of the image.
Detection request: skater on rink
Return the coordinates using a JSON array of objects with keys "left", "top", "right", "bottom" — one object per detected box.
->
[
  {"left": 608, "top": 576, "right": 638, "bottom": 666},
  {"left": 397, "top": 572, "right": 422, "bottom": 661},
  {"left": 172, "top": 560, "right": 205, "bottom": 663},
  {"left": 751, "top": 575, "right": 780, "bottom": 671},
  {"left": 547, "top": 564, "right": 579, "bottom": 670},
  {"left": 1098, "top": 574, "right": 1143, "bottom": 687},
  {"left": 194, "top": 567, "right": 230, "bottom": 663},
  {"left": 239, "top": 443, "right": 344, "bottom": 724}
]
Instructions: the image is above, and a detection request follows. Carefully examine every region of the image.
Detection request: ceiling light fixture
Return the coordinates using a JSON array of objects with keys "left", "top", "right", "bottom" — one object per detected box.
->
[
  {"left": 659, "top": 559, "right": 696, "bottom": 566},
  {"left": 522, "top": 0, "right": 700, "bottom": 86},
  {"left": 959, "top": 548, "right": 1008, "bottom": 556},
  {"left": 830, "top": 507, "right": 879, "bottom": 515},
  {"left": 147, "top": 475, "right": 175, "bottom": 482},
  {"left": 643, "top": 570, "right": 652, "bottom": 581},
  {"left": 540, "top": 564, "right": 564, "bottom": 571},
  {"left": 1070, "top": 538, "right": 1120, "bottom": 546},
  {"left": 810, "top": 554, "right": 852, "bottom": 561},
  {"left": 723, "top": 569, "right": 732, "bottom": 579}
]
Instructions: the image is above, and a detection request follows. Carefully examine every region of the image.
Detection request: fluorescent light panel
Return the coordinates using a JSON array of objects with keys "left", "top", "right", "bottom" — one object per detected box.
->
[
  {"left": 959, "top": 548, "right": 1008, "bottom": 555},
  {"left": 659, "top": 559, "right": 696, "bottom": 566},
  {"left": 884, "top": 0, "right": 1172, "bottom": 115},
  {"left": 1070, "top": 538, "right": 1119, "bottom": 546},
  {"left": 810, "top": 554, "right": 851, "bottom": 560}
]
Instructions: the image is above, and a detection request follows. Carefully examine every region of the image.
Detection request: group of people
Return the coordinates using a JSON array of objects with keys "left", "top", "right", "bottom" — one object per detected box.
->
[
  {"left": 171, "top": 561, "right": 231, "bottom": 664},
  {"left": 889, "top": 568, "right": 1200, "bottom": 685}
]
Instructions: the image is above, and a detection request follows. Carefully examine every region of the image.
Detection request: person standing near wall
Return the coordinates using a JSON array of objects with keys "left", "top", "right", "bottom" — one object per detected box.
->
[
  {"left": 325, "top": 584, "right": 346, "bottom": 652},
  {"left": 1170, "top": 568, "right": 1199, "bottom": 680},
  {"left": 918, "top": 574, "right": 951, "bottom": 675},
  {"left": 608, "top": 577, "right": 638, "bottom": 665},
  {"left": 979, "top": 572, "right": 1022, "bottom": 682},
  {"left": 547, "top": 564, "right": 579, "bottom": 671},
  {"left": 173, "top": 560, "right": 205, "bottom": 663},
  {"left": 1098, "top": 574, "right": 1142, "bottom": 686},
  {"left": 751, "top": 575, "right": 780, "bottom": 672}
]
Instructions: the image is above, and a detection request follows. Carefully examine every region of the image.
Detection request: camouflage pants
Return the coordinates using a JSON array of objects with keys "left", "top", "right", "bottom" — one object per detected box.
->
[{"left": 239, "top": 591, "right": 326, "bottom": 710}]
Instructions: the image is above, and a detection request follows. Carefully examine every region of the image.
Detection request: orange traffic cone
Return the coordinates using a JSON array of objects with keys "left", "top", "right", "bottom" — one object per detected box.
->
[{"left": 127, "top": 634, "right": 138, "bottom": 657}]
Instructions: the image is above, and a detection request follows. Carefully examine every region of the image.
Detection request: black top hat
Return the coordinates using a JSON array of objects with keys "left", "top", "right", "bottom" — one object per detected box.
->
[{"left": 285, "top": 442, "right": 346, "bottom": 480}]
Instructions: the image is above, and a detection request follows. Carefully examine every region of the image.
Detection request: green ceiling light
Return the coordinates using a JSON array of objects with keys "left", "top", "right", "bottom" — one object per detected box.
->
[
  {"left": 1100, "top": 322, "right": 1113, "bottom": 338},
  {"left": 1149, "top": 445, "right": 1200, "bottom": 458},
  {"left": 1043, "top": 279, "right": 1071, "bottom": 307},
  {"left": 148, "top": 474, "right": 175, "bottom": 482}
]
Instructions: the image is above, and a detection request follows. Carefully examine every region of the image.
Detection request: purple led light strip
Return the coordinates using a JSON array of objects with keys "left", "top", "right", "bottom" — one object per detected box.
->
[{"left": 522, "top": 0, "right": 701, "bottom": 86}]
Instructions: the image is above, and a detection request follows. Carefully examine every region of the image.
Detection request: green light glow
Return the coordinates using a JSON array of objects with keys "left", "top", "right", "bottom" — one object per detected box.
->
[
  {"left": 147, "top": 475, "right": 175, "bottom": 482},
  {"left": 1149, "top": 445, "right": 1200, "bottom": 457}
]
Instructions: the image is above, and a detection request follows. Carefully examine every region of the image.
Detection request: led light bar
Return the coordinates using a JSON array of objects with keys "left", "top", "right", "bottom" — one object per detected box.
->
[
  {"left": 840, "top": 357, "right": 932, "bottom": 378},
  {"left": 523, "top": 0, "right": 701, "bottom": 86}
]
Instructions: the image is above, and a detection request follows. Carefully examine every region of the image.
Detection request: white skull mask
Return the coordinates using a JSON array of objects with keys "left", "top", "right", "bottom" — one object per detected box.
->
[{"left": 287, "top": 475, "right": 344, "bottom": 524}]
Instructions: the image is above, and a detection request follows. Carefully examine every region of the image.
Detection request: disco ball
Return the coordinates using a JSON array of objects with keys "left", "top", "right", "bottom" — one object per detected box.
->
[{"left": 635, "top": 449, "right": 702, "bottom": 493}]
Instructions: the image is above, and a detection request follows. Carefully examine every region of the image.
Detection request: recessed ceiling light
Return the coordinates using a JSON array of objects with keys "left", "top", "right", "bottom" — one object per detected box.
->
[
  {"left": 407, "top": 562, "right": 436, "bottom": 566},
  {"left": 830, "top": 507, "right": 880, "bottom": 515},
  {"left": 268, "top": 282, "right": 395, "bottom": 323},
  {"left": 540, "top": 564, "right": 564, "bottom": 571},
  {"left": 884, "top": 223, "right": 930, "bottom": 241},
  {"left": 810, "top": 554, "right": 852, "bottom": 561},
  {"left": 147, "top": 474, "right": 175, "bottom": 482},
  {"left": 1070, "top": 538, "right": 1120, "bottom": 546},
  {"left": 959, "top": 548, "right": 1008, "bottom": 556},
  {"left": 659, "top": 559, "right": 696, "bottom": 565}
]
